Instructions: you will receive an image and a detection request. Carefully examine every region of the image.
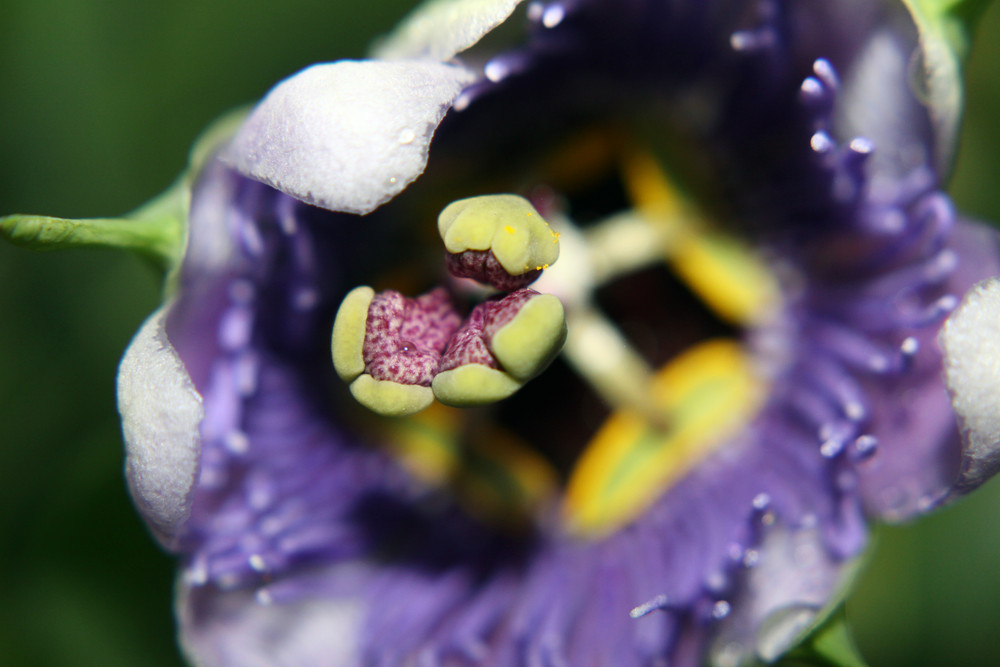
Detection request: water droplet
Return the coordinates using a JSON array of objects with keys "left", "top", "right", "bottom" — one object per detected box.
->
[
  {"left": 388, "top": 176, "right": 398, "bottom": 185},
  {"left": 398, "top": 128, "right": 416, "bottom": 145},
  {"left": 527, "top": 2, "right": 544, "bottom": 22},
  {"left": 752, "top": 493, "right": 771, "bottom": 511},
  {"left": 743, "top": 549, "right": 760, "bottom": 568},
  {"left": 256, "top": 588, "right": 274, "bottom": 605}
]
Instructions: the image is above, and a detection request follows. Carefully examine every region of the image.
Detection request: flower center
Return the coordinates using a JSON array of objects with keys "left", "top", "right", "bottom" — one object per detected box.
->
[{"left": 332, "top": 138, "right": 781, "bottom": 538}]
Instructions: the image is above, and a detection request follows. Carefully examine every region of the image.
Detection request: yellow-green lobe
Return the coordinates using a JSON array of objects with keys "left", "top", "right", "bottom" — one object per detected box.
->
[
  {"left": 349, "top": 375, "right": 435, "bottom": 417},
  {"left": 331, "top": 286, "right": 375, "bottom": 382},
  {"left": 490, "top": 293, "right": 566, "bottom": 381},
  {"left": 432, "top": 364, "right": 522, "bottom": 406},
  {"left": 438, "top": 194, "right": 559, "bottom": 275}
]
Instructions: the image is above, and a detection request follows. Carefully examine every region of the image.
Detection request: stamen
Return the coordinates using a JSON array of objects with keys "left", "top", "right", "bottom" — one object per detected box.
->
[{"left": 560, "top": 307, "right": 665, "bottom": 426}]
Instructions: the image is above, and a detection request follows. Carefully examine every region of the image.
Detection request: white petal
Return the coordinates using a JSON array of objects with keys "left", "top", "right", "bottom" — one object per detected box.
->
[
  {"left": 374, "top": 0, "right": 525, "bottom": 62},
  {"left": 710, "top": 524, "right": 853, "bottom": 666},
  {"left": 117, "top": 306, "right": 204, "bottom": 548},
  {"left": 178, "top": 566, "right": 367, "bottom": 667},
  {"left": 838, "top": 27, "right": 930, "bottom": 181},
  {"left": 940, "top": 277, "right": 1000, "bottom": 492},
  {"left": 223, "top": 60, "right": 475, "bottom": 215}
]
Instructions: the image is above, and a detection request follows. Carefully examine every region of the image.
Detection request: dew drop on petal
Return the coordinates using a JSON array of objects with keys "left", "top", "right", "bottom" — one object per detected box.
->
[{"left": 398, "top": 128, "right": 416, "bottom": 145}]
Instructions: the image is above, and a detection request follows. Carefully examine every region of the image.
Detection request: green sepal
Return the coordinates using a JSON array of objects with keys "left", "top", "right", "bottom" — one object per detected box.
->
[
  {"left": 1, "top": 197, "right": 183, "bottom": 274},
  {"left": 1, "top": 107, "right": 248, "bottom": 287},
  {"left": 900, "top": 0, "right": 994, "bottom": 174},
  {"left": 770, "top": 608, "right": 868, "bottom": 667}
]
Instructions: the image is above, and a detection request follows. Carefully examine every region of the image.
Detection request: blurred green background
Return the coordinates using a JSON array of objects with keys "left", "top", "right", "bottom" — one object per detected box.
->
[{"left": 0, "top": 2, "right": 998, "bottom": 665}]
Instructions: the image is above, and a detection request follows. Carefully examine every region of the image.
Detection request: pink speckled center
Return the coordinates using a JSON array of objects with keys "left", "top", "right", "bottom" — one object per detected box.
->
[
  {"left": 363, "top": 288, "right": 462, "bottom": 386},
  {"left": 439, "top": 289, "right": 539, "bottom": 373},
  {"left": 446, "top": 249, "right": 541, "bottom": 291}
]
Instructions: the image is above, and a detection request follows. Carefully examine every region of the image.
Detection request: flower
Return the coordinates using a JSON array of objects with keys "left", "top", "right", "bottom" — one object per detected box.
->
[{"left": 12, "top": 0, "right": 1000, "bottom": 664}]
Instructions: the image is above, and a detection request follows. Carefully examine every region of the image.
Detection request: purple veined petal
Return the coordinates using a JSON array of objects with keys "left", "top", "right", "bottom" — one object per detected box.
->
[
  {"left": 117, "top": 306, "right": 204, "bottom": 549},
  {"left": 223, "top": 60, "right": 476, "bottom": 215},
  {"left": 374, "top": 0, "right": 526, "bottom": 62}
]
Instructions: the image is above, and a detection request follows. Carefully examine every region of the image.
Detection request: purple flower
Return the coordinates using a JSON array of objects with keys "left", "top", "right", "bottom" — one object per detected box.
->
[{"left": 112, "top": 1, "right": 1000, "bottom": 665}]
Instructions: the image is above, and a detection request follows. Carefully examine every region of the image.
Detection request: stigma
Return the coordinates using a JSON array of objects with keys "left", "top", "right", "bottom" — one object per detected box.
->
[{"left": 331, "top": 194, "right": 567, "bottom": 416}]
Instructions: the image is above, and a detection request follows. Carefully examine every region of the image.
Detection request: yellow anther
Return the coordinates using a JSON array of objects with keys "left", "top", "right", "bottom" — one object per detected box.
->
[
  {"left": 622, "top": 150, "right": 780, "bottom": 325},
  {"left": 563, "top": 339, "right": 765, "bottom": 536},
  {"left": 438, "top": 194, "right": 560, "bottom": 277}
]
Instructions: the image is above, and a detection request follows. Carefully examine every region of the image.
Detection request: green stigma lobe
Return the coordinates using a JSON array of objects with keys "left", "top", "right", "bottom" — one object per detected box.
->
[{"left": 438, "top": 194, "right": 560, "bottom": 275}]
